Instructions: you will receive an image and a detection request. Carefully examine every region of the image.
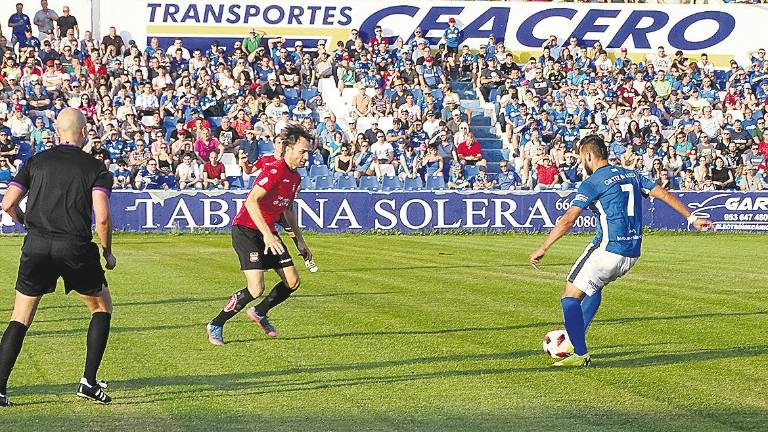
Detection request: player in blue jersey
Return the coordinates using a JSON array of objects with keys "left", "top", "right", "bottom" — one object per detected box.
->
[{"left": 530, "top": 135, "right": 713, "bottom": 367}]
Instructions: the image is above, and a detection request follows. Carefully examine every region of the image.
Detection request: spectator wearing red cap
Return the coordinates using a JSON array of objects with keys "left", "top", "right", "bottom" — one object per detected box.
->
[
  {"left": 337, "top": 54, "right": 355, "bottom": 93},
  {"left": 615, "top": 47, "right": 631, "bottom": 69},
  {"left": 418, "top": 56, "right": 446, "bottom": 90},
  {"left": 41, "top": 58, "right": 63, "bottom": 93},
  {"left": 443, "top": 18, "right": 461, "bottom": 55},
  {"left": 6, "top": 104, "right": 33, "bottom": 141}
]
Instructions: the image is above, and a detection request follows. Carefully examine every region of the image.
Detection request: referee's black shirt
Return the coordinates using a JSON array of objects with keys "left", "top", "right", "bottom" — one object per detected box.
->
[{"left": 10, "top": 144, "right": 113, "bottom": 241}]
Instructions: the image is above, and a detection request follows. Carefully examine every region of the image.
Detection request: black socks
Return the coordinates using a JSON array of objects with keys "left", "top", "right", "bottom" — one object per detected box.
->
[
  {"left": 0, "top": 321, "right": 29, "bottom": 394},
  {"left": 211, "top": 288, "right": 255, "bottom": 327},
  {"left": 253, "top": 282, "right": 296, "bottom": 317},
  {"left": 84, "top": 312, "right": 111, "bottom": 387}
]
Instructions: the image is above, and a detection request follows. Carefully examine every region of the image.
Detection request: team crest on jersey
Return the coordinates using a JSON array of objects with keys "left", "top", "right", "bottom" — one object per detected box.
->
[{"left": 249, "top": 251, "right": 260, "bottom": 262}]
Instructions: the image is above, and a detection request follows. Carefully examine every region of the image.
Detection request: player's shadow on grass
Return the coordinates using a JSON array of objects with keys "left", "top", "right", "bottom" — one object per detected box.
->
[
  {"left": 320, "top": 262, "right": 572, "bottom": 273},
  {"left": 228, "top": 310, "right": 767, "bottom": 344},
  {"left": 292, "top": 291, "right": 400, "bottom": 298},
  {"left": 11, "top": 343, "right": 768, "bottom": 407},
  {"left": 595, "top": 310, "right": 767, "bottom": 326},
  {"left": 596, "top": 345, "right": 768, "bottom": 368}
]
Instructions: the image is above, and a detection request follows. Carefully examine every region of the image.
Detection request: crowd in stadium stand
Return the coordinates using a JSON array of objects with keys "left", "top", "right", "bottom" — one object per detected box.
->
[{"left": 0, "top": 1, "right": 766, "bottom": 192}]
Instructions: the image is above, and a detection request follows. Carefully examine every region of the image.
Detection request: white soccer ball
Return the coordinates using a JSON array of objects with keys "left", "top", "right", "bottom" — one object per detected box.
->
[{"left": 543, "top": 329, "right": 573, "bottom": 359}]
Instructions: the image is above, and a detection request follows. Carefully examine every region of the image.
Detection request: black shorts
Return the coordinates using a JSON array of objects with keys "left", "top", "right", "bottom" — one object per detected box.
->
[
  {"left": 231, "top": 225, "right": 294, "bottom": 271},
  {"left": 447, "top": 46, "right": 458, "bottom": 55},
  {"left": 16, "top": 234, "right": 107, "bottom": 297}
]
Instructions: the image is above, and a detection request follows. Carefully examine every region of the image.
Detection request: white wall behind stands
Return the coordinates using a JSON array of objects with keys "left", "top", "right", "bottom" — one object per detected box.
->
[
  {"left": 1, "top": 0, "right": 763, "bottom": 67},
  {"left": 0, "top": 0, "right": 93, "bottom": 39}
]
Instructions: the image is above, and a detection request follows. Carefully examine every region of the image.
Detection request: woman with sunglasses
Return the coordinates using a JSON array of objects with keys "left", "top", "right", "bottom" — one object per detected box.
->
[{"left": 650, "top": 158, "right": 665, "bottom": 181}]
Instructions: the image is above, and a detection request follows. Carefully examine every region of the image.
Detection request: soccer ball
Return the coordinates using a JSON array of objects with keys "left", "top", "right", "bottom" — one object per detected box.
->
[{"left": 543, "top": 329, "right": 573, "bottom": 359}]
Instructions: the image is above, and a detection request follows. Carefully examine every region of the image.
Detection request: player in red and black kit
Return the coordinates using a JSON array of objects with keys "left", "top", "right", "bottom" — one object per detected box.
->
[
  {"left": 207, "top": 124, "right": 313, "bottom": 344},
  {"left": 244, "top": 136, "right": 317, "bottom": 271}
]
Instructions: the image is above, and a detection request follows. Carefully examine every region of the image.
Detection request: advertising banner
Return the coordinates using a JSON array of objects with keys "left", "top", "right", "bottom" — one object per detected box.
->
[
  {"left": 98, "top": 0, "right": 767, "bottom": 66},
  {"left": 2, "top": 190, "right": 767, "bottom": 234}
]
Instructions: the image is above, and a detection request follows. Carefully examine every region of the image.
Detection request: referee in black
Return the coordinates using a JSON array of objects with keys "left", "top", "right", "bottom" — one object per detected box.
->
[{"left": 0, "top": 108, "right": 116, "bottom": 406}]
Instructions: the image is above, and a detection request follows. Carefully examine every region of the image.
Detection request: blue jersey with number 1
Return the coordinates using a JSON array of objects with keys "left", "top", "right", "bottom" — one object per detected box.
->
[{"left": 570, "top": 165, "right": 657, "bottom": 258}]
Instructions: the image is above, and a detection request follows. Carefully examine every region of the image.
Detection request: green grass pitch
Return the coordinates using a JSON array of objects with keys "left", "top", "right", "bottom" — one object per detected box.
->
[{"left": 0, "top": 232, "right": 765, "bottom": 431}]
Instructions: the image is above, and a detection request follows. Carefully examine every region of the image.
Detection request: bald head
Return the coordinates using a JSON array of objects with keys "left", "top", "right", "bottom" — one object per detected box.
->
[{"left": 55, "top": 108, "right": 87, "bottom": 147}]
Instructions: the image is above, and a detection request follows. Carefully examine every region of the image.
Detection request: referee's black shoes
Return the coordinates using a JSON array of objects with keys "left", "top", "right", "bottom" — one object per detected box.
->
[
  {"left": 0, "top": 393, "right": 12, "bottom": 407},
  {"left": 76, "top": 379, "right": 112, "bottom": 404}
]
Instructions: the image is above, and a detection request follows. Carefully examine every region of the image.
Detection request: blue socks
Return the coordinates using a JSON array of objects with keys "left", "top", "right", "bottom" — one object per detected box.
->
[
  {"left": 581, "top": 290, "right": 602, "bottom": 331},
  {"left": 561, "top": 297, "right": 588, "bottom": 355}
]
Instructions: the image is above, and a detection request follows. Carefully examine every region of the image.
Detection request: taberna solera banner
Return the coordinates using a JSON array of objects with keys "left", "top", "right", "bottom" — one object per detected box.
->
[
  {"left": 100, "top": 0, "right": 765, "bottom": 66},
  {"left": 2, "top": 190, "right": 767, "bottom": 234}
]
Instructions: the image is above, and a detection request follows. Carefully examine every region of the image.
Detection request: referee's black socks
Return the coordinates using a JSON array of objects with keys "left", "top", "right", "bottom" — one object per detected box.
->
[
  {"left": 253, "top": 282, "right": 296, "bottom": 317},
  {"left": 0, "top": 321, "right": 29, "bottom": 394},
  {"left": 84, "top": 312, "right": 111, "bottom": 387},
  {"left": 211, "top": 288, "right": 254, "bottom": 327}
]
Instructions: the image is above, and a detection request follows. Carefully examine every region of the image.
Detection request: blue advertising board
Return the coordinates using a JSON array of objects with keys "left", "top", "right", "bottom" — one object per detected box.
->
[{"left": 2, "top": 191, "right": 767, "bottom": 234}]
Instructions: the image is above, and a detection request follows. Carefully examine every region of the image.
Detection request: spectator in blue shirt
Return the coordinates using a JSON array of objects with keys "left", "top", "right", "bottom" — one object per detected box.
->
[
  {"left": 8, "top": 3, "right": 31, "bottom": 48},
  {"left": 21, "top": 27, "right": 39, "bottom": 49},
  {"left": 443, "top": 18, "right": 461, "bottom": 55},
  {"left": 496, "top": 160, "right": 521, "bottom": 190}
]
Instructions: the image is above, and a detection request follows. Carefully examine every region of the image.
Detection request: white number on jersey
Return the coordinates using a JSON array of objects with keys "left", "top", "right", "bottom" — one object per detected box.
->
[{"left": 620, "top": 184, "right": 635, "bottom": 217}]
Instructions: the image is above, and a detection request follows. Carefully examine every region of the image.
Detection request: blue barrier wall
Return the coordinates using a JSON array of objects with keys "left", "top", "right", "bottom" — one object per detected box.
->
[{"left": 2, "top": 191, "right": 767, "bottom": 234}]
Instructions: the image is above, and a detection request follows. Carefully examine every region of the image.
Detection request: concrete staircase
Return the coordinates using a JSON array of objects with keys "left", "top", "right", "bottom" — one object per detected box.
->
[{"left": 450, "top": 81, "right": 504, "bottom": 175}]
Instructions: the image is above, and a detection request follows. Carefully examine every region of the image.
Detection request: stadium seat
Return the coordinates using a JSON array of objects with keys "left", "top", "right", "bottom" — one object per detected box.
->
[
  {"left": 227, "top": 176, "right": 244, "bottom": 189},
  {"left": 297, "top": 166, "right": 308, "bottom": 177},
  {"left": 359, "top": 176, "right": 380, "bottom": 191},
  {"left": 301, "top": 176, "right": 315, "bottom": 190},
  {"left": 162, "top": 116, "right": 178, "bottom": 130},
  {"left": 220, "top": 153, "right": 237, "bottom": 166},
  {"left": 381, "top": 175, "right": 402, "bottom": 191},
  {"left": 463, "top": 165, "right": 480, "bottom": 179},
  {"left": 426, "top": 175, "right": 447, "bottom": 190},
  {"left": 309, "top": 165, "right": 330, "bottom": 177},
  {"left": 284, "top": 88, "right": 299, "bottom": 106},
  {"left": 335, "top": 174, "right": 357, "bottom": 190},
  {"left": 209, "top": 116, "right": 223, "bottom": 129},
  {"left": 300, "top": 87, "right": 318, "bottom": 101},
  {"left": 314, "top": 175, "right": 333, "bottom": 190},
  {"left": 489, "top": 88, "right": 498, "bottom": 104},
  {"left": 224, "top": 163, "right": 241, "bottom": 177},
  {"left": 258, "top": 140, "right": 275, "bottom": 155},
  {"left": 403, "top": 176, "right": 423, "bottom": 191}
]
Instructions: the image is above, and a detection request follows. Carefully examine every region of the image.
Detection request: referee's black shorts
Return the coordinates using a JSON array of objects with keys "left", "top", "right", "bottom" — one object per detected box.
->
[
  {"left": 16, "top": 234, "right": 107, "bottom": 297},
  {"left": 231, "top": 225, "right": 294, "bottom": 271}
]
